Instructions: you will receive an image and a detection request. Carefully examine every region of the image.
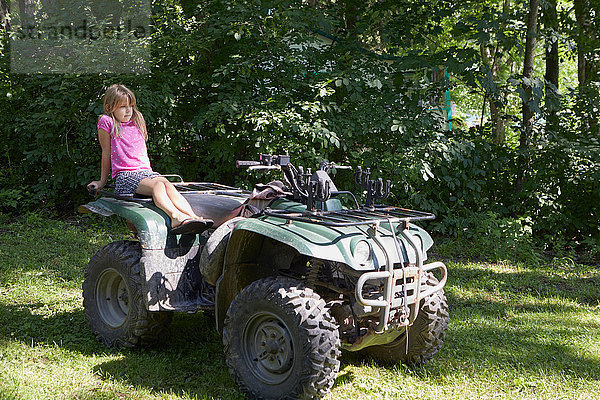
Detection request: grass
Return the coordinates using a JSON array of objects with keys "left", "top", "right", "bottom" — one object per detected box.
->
[{"left": 1, "top": 212, "right": 599, "bottom": 399}]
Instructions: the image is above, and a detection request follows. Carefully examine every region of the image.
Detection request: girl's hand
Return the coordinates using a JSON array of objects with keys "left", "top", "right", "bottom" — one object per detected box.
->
[{"left": 87, "top": 180, "right": 105, "bottom": 195}]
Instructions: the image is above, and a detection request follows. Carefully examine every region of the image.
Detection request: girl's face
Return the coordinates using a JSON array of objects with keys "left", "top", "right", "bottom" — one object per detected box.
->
[{"left": 113, "top": 100, "right": 133, "bottom": 123}]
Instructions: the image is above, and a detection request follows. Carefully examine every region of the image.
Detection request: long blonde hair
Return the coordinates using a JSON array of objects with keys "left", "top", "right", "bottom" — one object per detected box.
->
[{"left": 102, "top": 84, "right": 148, "bottom": 140}]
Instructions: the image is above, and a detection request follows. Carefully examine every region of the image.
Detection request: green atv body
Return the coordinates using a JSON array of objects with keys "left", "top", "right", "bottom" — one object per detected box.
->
[{"left": 80, "top": 157, "right": 449, "bottom": 399}]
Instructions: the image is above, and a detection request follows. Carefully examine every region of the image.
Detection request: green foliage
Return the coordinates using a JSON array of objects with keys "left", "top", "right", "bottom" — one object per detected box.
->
[
  {"left": 434, "top": 212, "right": 539, "bottom": 266},
  {"left": 529, "top": 91, "right": 600, "bottom": 246},
  {"left": 1, "top": 0, "right": 599, "bottom": 255}
]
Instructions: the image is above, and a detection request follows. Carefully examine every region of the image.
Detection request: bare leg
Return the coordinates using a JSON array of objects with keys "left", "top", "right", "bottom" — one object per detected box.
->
[
  {"left": 163, "top": 179, "right": 202, "bottom": 219},
  {"left": 137, "top": 178, "right": 192, "bottom": 227}
]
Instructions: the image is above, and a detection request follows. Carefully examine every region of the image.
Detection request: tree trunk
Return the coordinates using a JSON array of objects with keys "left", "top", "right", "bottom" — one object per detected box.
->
[
  {"left": 494, "top": 0, "right": 512, "bottom": 144},
  {"left": 17, "top": 0, "right": 36, "bottom": 27},
  {"left": 516, "top": 0, "right": 539, "bottom": 193},
  {"left": 543, "top": 0, "right": 559, "bottom": 129},
  {"left": 574, "top": 0, "right": 594, "bottom": 85},
  {"left": 481, "top": 0, "right": 512, "bottom": 144},
  {"left": 574, "top": 0, "right": 600, "bottom": 135},
  {"left": 1, "top": 0, "right": 10, "bottom": 31},
  {"left": 343, "top": 0, "right": 359, "bottom": 41},
  {"left": 482, "top": 42, "right": 507, "bottom": 144}
]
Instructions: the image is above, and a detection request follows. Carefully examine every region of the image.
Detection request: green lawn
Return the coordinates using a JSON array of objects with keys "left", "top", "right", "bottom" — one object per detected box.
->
[{"left": 1, "top": 213, "right": 599, "bottom": 399}]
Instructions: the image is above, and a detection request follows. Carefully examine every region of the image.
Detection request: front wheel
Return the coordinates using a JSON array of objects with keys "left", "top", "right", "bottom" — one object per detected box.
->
[
  {"left": 223, "top": 277, "right": 341, "bottom": 400},
  {"left": 363, "top": 272, "right": 449, "bottom": 367},
  {"left": 82, "top": 241, "right": 172, "bottom": 348}
]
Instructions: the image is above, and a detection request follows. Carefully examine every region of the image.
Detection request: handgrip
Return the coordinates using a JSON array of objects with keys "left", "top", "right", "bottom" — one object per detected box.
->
[
  {"left": 87, "top": 184, "right": 98, "bottom": 197},
  {"left": 236, "top": 160, "right": 261, "bottom": 168}
]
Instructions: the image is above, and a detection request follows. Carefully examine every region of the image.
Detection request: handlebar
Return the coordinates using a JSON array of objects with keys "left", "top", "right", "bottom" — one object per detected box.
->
[
  {"left": 236, "top": 154, "right": 291, "bottom": 169},
  {"left": 249, "top": 165, "right": 280, "bottom": 171},
  {"left": 319, "top": 161, "right": 352, "bottom": 173}
]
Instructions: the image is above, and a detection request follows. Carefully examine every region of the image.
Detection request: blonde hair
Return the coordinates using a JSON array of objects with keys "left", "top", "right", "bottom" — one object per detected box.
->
[{"left": 102, "top": 84, "right": 148, "bottom": 140}]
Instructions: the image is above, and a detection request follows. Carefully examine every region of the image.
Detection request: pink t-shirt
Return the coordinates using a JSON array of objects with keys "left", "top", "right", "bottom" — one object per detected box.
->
[{"left": 97, "top": 114, "right": 152, "bottom": 178}]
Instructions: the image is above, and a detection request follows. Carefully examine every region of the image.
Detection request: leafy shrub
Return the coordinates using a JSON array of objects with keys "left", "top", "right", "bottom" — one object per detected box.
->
[{"left": 432, "top": 212, "right": 539, "bottom": 265}]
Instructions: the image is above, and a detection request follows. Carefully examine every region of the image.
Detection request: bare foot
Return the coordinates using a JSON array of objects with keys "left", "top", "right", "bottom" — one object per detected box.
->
[
  {"left": 171, "top": 212, "right": 189, "bottom": 228},
  {"left": 186, "top": 212, "right": 204, "bottom": 221}
]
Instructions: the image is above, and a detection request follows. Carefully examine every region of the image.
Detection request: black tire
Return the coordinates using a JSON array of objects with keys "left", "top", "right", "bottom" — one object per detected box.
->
[
  {"left": 223, "top": 277, "right": 340, "bottom": 400},
  {"left": 363, "top": 273, "right": 449, "bottom": 367},
  {"left": 82, "top": 240, "right": 173, "bottom": 348}
]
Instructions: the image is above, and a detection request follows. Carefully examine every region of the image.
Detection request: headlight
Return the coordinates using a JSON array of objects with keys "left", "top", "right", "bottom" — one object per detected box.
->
[{"left": 353, "top": 240, "right": 372, "bottom": 265}]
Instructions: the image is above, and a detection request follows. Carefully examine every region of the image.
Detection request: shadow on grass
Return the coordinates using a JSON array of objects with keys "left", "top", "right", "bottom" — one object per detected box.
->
[
  {"left": 0, "top": 303, "right": 242, "bottom": 399},
  {"left": 92, "top": 313, "right": 243, "bottom": 399},
  {"left": 0, "top": 304, "right": 97, "bottom": 355},
  {"left": 333, "top": 264, "right": 600, "bottom": 384}
]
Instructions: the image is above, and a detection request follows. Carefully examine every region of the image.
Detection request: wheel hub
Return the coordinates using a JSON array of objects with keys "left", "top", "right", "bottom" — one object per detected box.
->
[
  {"left": 243, "top": 313, "right": 294, "bottom": 384},
  {"left": 96, "top": 268, "right": 129, "bottom": 328}
]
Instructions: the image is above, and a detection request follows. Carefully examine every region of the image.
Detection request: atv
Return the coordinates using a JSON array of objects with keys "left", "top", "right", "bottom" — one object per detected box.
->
[{"left": 79, "top": 154, "right": 449, "bottom": 400}]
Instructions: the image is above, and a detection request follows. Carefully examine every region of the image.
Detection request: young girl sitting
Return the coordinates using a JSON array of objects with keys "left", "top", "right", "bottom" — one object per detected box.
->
[{"left": 88, "top": 84, "right": 210, "bottom": 235}]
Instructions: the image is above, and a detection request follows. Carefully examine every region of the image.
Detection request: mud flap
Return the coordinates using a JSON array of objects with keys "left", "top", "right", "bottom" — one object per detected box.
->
[{"left": 199, "top": 217, "right": 246, "bottom": 285}]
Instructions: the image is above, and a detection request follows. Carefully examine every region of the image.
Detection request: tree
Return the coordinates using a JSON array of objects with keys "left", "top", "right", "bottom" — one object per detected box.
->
[
  {"left": 574, "top": 0, "right": 599, "bottom": 85},
  {"left": 486, "top": 0, "right": 513, "bottom": 145},
  {"left": 0, "top": 0, "right": 8, "bottom": 31},
  {"left": 543, "top": 0, "right": 559, "bottom": 128},
  {"left": 516, "top": 0, "right": 539, "bottom": 193},
  {"left": 574, "top": 0, "right": 600, "bottom": 135}
]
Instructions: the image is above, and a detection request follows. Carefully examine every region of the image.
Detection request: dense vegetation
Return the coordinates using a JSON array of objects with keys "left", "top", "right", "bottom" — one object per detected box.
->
[{"left": 0, "top": 0, "right": 598, "bottom": 260}]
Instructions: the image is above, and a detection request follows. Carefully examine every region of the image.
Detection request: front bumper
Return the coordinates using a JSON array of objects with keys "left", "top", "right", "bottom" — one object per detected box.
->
[{"left": 346, "top": 222, "right": 447, "bottom": 350}]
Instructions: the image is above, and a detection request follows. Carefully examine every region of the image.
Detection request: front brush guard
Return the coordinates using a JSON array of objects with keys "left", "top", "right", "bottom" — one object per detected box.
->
[{"left": 355, "top": 221, "right": 447, "bottom": 333}]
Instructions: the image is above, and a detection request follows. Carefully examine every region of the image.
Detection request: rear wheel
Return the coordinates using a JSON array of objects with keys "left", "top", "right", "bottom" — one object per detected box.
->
[
  {"left": 83, "top": 241, "right": 172, "bottom": 348},
  {"left": 223, "top": 277, "right": 340, "bottom": 399},
  {"left": 363, "top": 273, "right": 449, "bottom": 366}
]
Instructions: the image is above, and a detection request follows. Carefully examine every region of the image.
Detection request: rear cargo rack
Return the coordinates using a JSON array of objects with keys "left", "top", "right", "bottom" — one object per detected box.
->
[{"left": 263, "top": 206, "right": 435, "bottom": 227}]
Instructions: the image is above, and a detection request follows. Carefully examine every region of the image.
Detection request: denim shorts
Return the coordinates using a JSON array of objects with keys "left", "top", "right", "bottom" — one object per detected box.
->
[{"left": 114, "top": 170, "right": 160, "bottom": 195}]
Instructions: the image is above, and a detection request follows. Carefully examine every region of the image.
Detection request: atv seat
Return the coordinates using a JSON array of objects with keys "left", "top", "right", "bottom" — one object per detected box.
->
[{"left": 181, "top": 193, "right": 248, "bottom": 228}]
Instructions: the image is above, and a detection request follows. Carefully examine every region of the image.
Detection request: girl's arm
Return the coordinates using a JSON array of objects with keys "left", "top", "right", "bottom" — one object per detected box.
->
[{"left": 88, "top": 129, "right": 111, "bottom": 192}]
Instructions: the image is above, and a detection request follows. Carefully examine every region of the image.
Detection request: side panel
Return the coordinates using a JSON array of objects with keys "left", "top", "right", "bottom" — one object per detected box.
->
[{"left": 141, "top": 244, "right": 214, "bottom": 312}]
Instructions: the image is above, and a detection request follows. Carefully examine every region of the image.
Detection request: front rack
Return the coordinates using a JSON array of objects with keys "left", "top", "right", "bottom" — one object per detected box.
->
[{"left": 263, "top": 206, "right": 435, "bottom": 227}]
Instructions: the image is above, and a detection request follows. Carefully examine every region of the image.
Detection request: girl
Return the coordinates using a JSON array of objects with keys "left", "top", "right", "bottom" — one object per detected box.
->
[{"left": 88, "top": 84, "right": 210, "bottom": 235}]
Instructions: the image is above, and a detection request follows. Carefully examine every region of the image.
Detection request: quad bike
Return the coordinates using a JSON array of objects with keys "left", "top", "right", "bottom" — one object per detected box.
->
[{"left": 79, "top": 155, "right": 449, "bottom": 400}]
